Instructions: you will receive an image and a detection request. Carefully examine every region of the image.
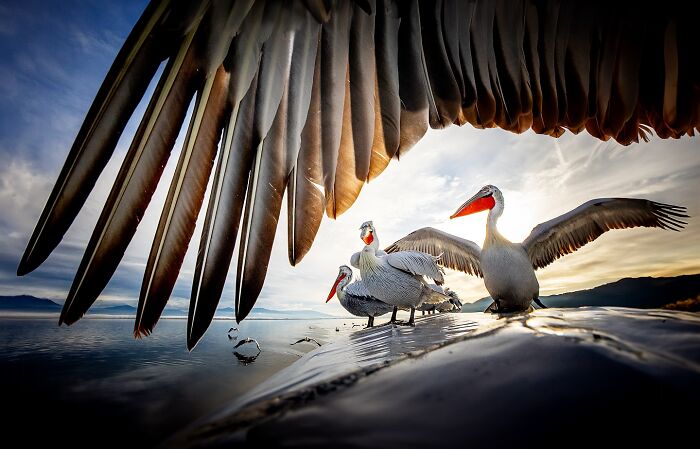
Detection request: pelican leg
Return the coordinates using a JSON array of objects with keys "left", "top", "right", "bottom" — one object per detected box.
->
[
  {"left": 422, "top": 310, "right": 425, "bottom": 316},
  {"left": 367, "top": 316, "right": 374, "bottom": 327},
  {"left": 395, "top": 308, "right": 416, "bottom": 326},
  {"left": 390, "top": 306, "right": 398, "bottom": 323},
  {"left": 533, "top": 297, "right": 548, "bottom": 309},
  {"left": 494, "top": 298, "right": 502, "bottom": 313}
]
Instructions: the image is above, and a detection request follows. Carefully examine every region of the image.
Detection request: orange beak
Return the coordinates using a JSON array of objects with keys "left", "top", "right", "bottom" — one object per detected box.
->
[
  {"left": 326, "top": 273, "right": 346, "bottom": 302},
  {"left": 361, "top": 231, "right": 374, "bottom": 245},
  {"left": 450, "top": 194, "right": 495, "bottom": 219}
]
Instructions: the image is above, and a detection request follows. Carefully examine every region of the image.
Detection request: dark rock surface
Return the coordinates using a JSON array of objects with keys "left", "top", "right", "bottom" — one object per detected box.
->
[{"left": 167, "top": 308, "right": 700, "bottom": 448}]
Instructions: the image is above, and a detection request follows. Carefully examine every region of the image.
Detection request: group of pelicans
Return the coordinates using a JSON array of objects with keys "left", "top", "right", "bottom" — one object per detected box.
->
[
  {"left": 327, "top": 184, "right": 687, "bottom": 327},
  {"left": 327, "top": 222, "right": 463, "bottom": 327}
]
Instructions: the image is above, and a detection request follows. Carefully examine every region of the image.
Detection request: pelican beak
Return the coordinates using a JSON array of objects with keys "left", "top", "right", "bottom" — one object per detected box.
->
[
  {"left": 361, "top": 229, "right": 374, "bottom": 245},
  {"left": 327, "top": 273, "right": 346, "bottom": 302},
  {"left": 450, "top": 191, "right": 495, "bottom": 219}
]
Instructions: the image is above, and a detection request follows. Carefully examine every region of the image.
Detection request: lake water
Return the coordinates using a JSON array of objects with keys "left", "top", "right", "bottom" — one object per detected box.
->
[{"left": 0, "top": 315, "right": 359, "bottom": 448}]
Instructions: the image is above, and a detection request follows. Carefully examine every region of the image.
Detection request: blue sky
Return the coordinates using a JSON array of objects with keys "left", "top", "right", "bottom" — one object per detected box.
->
[{"left": 1, "top": 1, "right": 699, "bottom": 317}]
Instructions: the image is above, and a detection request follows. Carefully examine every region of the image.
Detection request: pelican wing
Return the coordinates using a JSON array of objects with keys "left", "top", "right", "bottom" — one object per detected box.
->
[
  {"left": 522, "top": 199, "right": 689, "bottom": 270},
  {"left": 350, "top": 251, "right": 361, "bottom": 269},
  {"left": 20, "top": 0, "right": 698, "bottom": 343},
  {"left": 384, "top": 251, "right": 444, "bottom": 283},
  {"left": 386, "top": 227, "right": 482, "bottom": 277},
  {"left": 350, "top": 248, "right": 386, "bottom": 268},
  {"left": 344, "top": 280, "right": 374, "bottom": 299}
]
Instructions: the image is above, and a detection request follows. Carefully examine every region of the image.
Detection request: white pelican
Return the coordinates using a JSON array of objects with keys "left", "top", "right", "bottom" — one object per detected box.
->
[
  {"left": 326, "top": 265, "right": 393, "bottom": 327},
  {"left": 387, "top": 185, "right": 688, "bottom": 312},
  {"left": 17, "top": 0, "right": 698, "bottom": 346},
  {"left": 418, "top": 286, "right": 461, "bottom": 315},
  {"left": 357, "top": 221, "right": 447, "bottom": 325}
]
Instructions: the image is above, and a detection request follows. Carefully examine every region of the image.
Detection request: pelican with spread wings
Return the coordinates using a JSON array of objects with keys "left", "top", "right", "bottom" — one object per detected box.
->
[
  {"left": 386, "top": 185, "right": 688, "bottom": 312},
  {"left": 16, "top": 0, "right": 699, "bottom": 347}
]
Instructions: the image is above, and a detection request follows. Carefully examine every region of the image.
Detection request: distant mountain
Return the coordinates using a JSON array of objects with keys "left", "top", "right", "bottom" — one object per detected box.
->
[
  {"left": 0, "top": 296, "right": 336, "bottom": 318},
  {"left": 247, "top": 307, "right": 336, "bottom": 319},
  {"left": 462, "top": 274, "right": 700, "bottom": 312},
  {"left": 0, "top": 295, "right": 61, "bottom": 311},
  {"left": 87, "top": 304, "right": 138, "bottom": 315}
]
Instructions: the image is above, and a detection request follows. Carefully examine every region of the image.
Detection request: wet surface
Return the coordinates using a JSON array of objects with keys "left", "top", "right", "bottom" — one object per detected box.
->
[
  {"left": 172, "top": 308, "right": 700, "bottom": 448},
  {"left": 0, "top": 317, "right": 352, "bottom": 448},
  {"left": 211, "top": 313, "right": 488, "bottom": 416}
]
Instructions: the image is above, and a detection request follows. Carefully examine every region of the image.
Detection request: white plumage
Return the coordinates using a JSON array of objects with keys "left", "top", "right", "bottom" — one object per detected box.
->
[{"left": 357, "top": 221, "right": 446, "bottom": 325}]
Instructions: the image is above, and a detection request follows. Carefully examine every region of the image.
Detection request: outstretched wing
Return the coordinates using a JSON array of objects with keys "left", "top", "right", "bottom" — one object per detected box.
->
[
  {"left": 522, "top": 199, "right": 688, "bottom": 269},
  {"left": 18, "top": 0, "right": 698, "bottom": 346},
  {"left": 385, "top": 251, "right": 444, "bottom": 283},
  {"left": 386, "top": 227, "right": 482, "bottom": 277}
]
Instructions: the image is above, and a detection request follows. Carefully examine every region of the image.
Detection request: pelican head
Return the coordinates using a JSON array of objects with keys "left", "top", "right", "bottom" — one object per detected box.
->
[
  {"left": 327, "top": 265, "right": 353, "bottom": 303},
  {"left": 359, "top": 220, "right": 376, "bottom": 246},
  {"left": 451, "top": 185, "right": 502, "bottom": 219}
]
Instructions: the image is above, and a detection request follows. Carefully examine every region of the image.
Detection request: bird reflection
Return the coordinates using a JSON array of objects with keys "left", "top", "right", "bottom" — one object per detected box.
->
[
  {"left": 231, "top": 337, "right": 261, "bottom": 365},
  {"left": 233, "top": 351, "right": 259, "bottom": 365}
]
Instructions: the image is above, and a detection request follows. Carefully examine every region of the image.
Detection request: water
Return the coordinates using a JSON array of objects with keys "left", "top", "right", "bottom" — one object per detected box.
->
[{"left": 0, "top": 315, "right": 357, "bottom": 448}]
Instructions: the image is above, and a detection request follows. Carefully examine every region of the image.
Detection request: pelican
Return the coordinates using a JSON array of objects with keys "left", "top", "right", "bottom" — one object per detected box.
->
[
  {"left": 387, "top": 185, "right": 688, "bottom": 312},
  {"left": 18, "top": 0, "right": 699, "bottom": 346},
  {"left": 357, "top": 221, "right": 447, "bottom": 325},
  {"left": 433, "top": 288, "right": 462, "bottom": 313},
  {"left": 326, "top": 265, "right": 393, "bottom": 327},
  {"left": 418, "top": 285, "right": 458, "bottom": 315}
]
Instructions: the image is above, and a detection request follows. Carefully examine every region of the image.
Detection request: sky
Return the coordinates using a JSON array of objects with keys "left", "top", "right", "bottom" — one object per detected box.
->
[{"left": 0, "top": 1, "right": 698, "bottom": 317}]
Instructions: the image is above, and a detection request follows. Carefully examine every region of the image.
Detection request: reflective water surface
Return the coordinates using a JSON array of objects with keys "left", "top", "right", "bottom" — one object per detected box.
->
[
  {"left": 0, "top": 316, "right": 351, "bottom": 448},
  {"left": 215, "top": 313, "right": 487, "bottom": 417}
]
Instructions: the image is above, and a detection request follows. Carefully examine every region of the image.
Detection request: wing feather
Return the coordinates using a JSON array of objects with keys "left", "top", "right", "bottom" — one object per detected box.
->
[
  {"left": 385, "top": 227, "right": 482, "bottom": 277},
  {"left": 385, "top": 251, "right": 444, "bottom": 283},
  {"left": 135, "top": 65, "right": 230, "bottom": 337},
  {"left": 18, "top": 0, "right": 178, "bottom": 275},
  {"left": 522, "top": 198, "right": 689, "bottom": 270},
  {"left": 187, "top": 71, "right": 260, "bottom": 349},
  {"left": 59, "top": 19, "right": 206, "bottom": 326},
  {"left": 288, "top": 36, "right": 324, "bottom": 266}
]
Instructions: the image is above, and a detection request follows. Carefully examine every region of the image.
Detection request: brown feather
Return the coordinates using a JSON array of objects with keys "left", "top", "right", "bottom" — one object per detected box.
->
[
  {"left": 368, "top": 0, "right": 400, "bottom": 179},
  {"left": 288, "top": 46, "right": 324, "bottom": 266},
  {"left": 187, "top": 72, "right": 260, "bottom": 350},
  {"left": 348, "top": 0, "right": 376, "bottom": 181},
  {"left": 320, "top": 0, "right": 352, "bottom": 215},
  {"left": 135, "top": 65, "right": 230, "bottom": 337},
  {"left": 418, "top": 0, "right": 461, "bottom": 128},
  {"left": 18, "top": 0, "right": 176, "bottom": 276},
  {"left": 327, "top": 67, "right": 365, "bottom": 218},
  {"left": 397, "top": 0, "right": 429, "bottom": 155},
  {"left": 60, "top": 24, "right": 205, "bottom": 326},
  {"left": 236, "top": 89, "right": 289, "bottom": 323}
]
